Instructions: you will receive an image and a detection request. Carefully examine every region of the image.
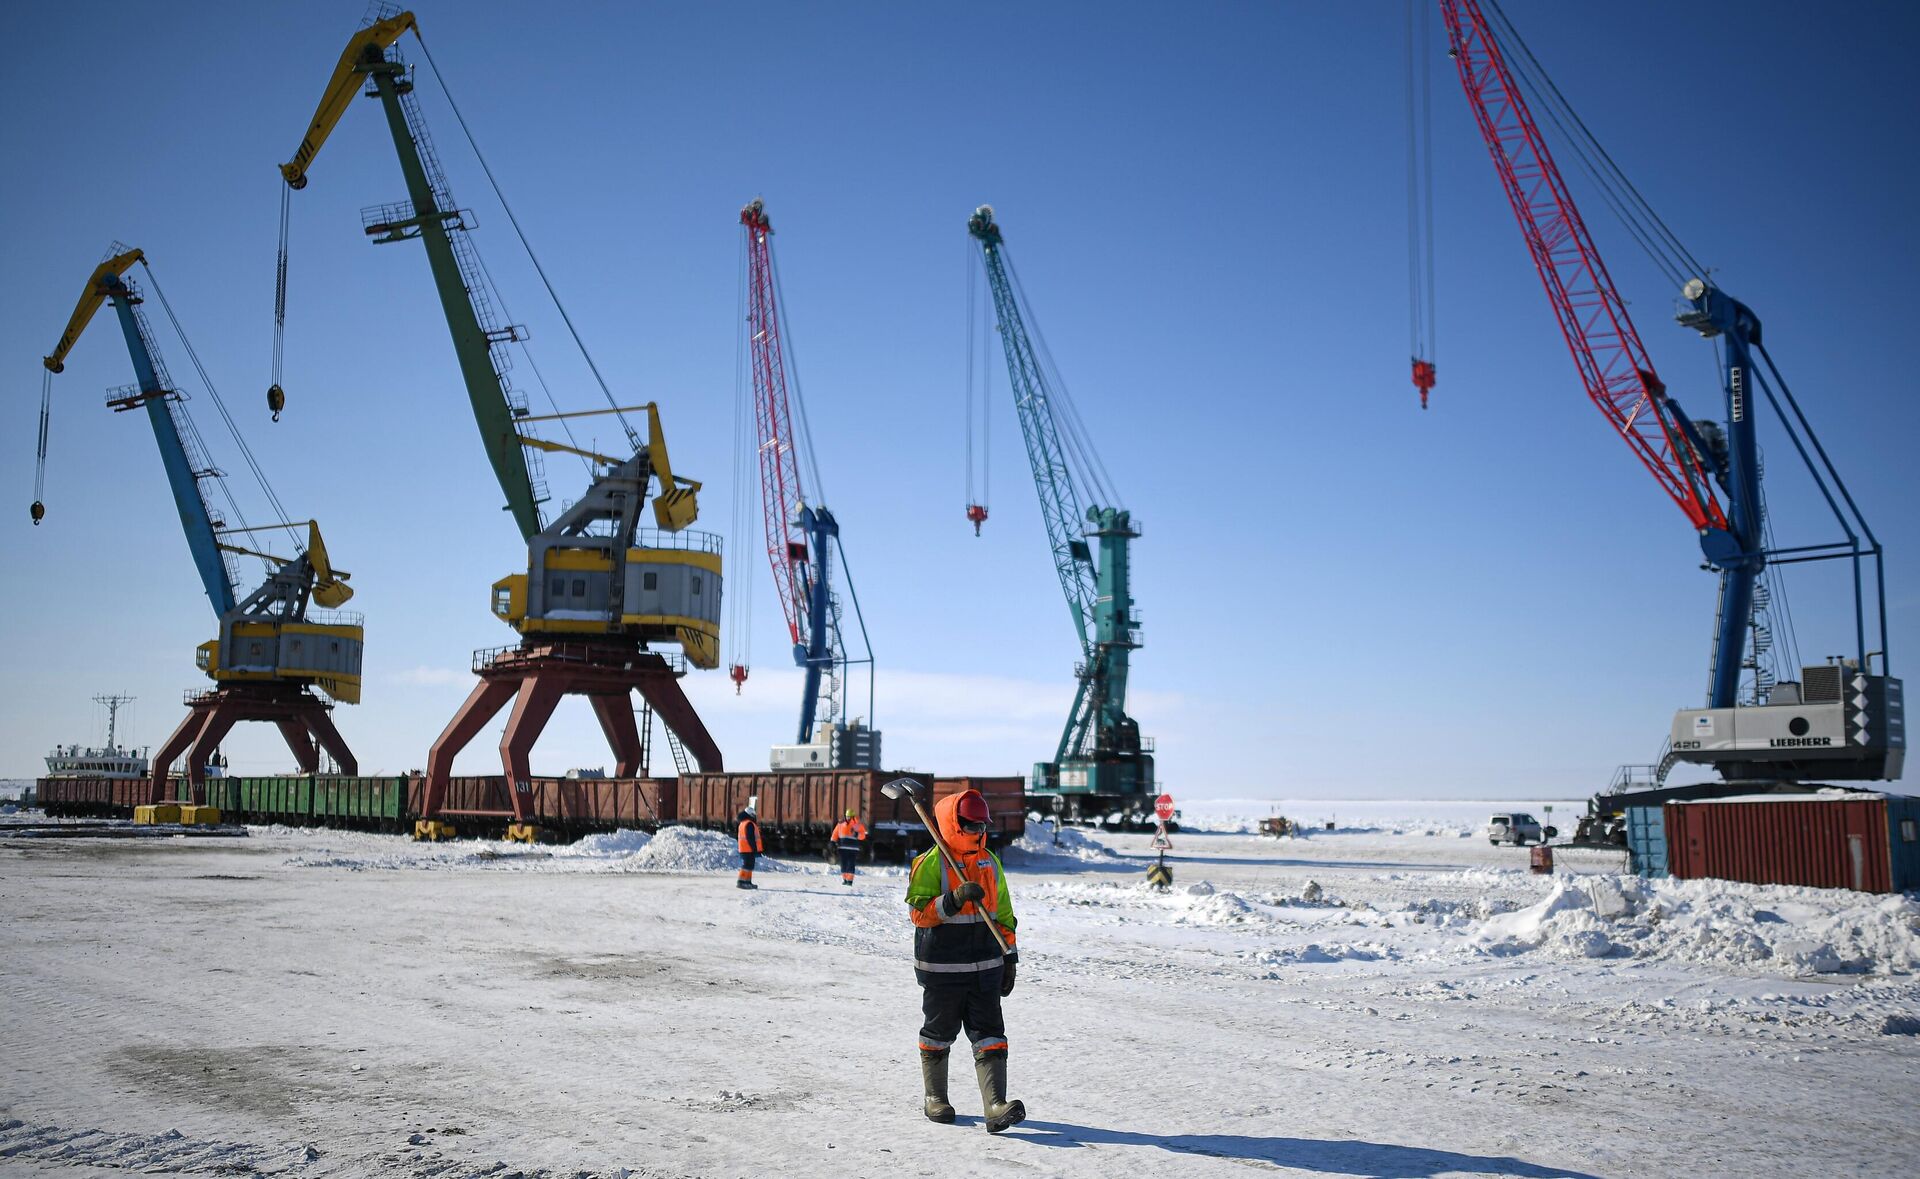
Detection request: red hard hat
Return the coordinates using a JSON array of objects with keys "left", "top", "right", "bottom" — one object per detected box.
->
[{"left": 956, "top": 792, "right": 991, "bottom": 827}]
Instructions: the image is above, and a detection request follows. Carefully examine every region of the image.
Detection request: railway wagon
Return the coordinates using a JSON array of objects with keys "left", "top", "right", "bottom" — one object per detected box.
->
[
  {"left": 934, "top": 776, "right": 1026, "bottom": 844},
  {"left": 676, "top": 770, "right": 1025, "bottom": 858},
  {"left": 36, "top": 776, "right": 153, "bottom": 817},
  {"left": 406, "top": 776, "right": 677, "bottom": 837},
  {"left": 676, "top": 770, "right": 932, "bottom": 855},
  {"left": 29, "top": 771, "right": 1023, "bottom": 854}
]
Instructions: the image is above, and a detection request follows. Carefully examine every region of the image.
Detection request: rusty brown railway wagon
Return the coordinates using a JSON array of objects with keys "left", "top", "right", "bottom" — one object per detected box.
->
[
  {"left": 934, "top": 776, "right": 1026, "bottom": 843},
  {"left": 405, "top": 775, "right": 675, "bottom": 837},
  {"left": 676, "top": 770, "right": 1023, "bottom": 858},
  {"left": 677, "top": 770, "right": 924, "bottom": 854},
  {"left": 36, "top": 776, "right": 156, "bottom": 817}
]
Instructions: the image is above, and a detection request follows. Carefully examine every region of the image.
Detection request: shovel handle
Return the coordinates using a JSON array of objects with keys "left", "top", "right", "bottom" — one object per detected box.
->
[{"left": 907, "top": 795, "right": 1011, "bottom": 956}]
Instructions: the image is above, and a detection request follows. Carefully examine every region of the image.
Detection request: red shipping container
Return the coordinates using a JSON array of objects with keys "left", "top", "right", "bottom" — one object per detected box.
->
[{"left": 1665, "top": 795, "right": 1896, "bottom": 893}]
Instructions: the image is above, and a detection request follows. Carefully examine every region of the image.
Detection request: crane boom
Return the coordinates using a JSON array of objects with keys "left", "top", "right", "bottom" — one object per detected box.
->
[
  {"left": 739, "top": 200, "right": 854, "bottom": 744},
  {"left": 1439, "top": 0, "right": 1726, "bottom": 538},
  {"left": 44, "top": 253, "right": 238, "bottom": 615},
  {"left": 279, "top": 12, "right": 417, "bottom": 191},
  {"left": 967, "top": 208, "right": 1097, "bottom": 656},
  {"left": 281, "top": 10, "right": 545, "bottom": 540}
]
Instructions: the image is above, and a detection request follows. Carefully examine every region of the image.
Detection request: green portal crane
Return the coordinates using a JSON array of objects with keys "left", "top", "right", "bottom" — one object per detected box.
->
[
  {"left": 281, "top": 11, "right": 542, "bottom": 539},
  {"left": 967, "top": 206, "right": 1154, "bottom": 825}
]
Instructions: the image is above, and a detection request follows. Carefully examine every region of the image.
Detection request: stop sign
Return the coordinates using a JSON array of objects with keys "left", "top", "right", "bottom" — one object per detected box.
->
[{"left": 1154, "top": 793, "right": 1175, "bottom": 822}]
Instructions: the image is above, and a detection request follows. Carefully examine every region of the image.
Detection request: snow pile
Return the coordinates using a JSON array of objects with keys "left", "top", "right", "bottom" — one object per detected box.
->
[
  {"left": 1476, "top": 875, "right": 1920, "bottom": 975},
  {"left": 1006, "top": 821, "right": 1117, "bottom": 864},
  {"left": 558, "top": 828, "right": 652, "bottom": 858},
  {"left": 1245, "top": 942, "right": 1396, "bottom": 970},
  {"left": 618, "top": 826, "right": 791, "bottom": 874},
  {"left": 1175, "top": 891, "right": 1273, "bottom": 927}
]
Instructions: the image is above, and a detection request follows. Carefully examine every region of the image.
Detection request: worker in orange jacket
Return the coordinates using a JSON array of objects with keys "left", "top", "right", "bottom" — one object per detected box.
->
[
  {"left": 905, "top": 789, "right": 1023, "bottom": 1133},
  {"left": 830, "top": 808, "right": 868, "bottom": 886},
  {"left": 736, "top": 801, "right": 763, "bottom": 890}
]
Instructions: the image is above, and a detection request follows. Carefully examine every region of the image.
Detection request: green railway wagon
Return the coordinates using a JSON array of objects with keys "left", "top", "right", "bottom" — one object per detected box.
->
[
  {"left": 311, "top": 776, "right": 409, "bottom": 830},
  {"left": 198, "top": 778, "right": 242, "bottom": 816},
  {"left": 238, "top": 776, "right": 314, "bottom": 824}
]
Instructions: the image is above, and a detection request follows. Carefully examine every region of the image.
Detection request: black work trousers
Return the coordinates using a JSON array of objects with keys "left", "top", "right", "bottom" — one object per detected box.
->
[{"left": 918, "top": 967, "right": 1007, "bottom": 1054}]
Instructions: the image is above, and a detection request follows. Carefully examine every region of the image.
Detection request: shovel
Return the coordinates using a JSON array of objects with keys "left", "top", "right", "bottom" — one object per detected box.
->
[{"left": 881, "top": 776, "right": 1010, "bottom": 955}]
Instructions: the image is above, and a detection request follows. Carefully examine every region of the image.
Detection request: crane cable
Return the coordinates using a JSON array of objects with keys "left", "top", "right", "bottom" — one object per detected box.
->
[
  {"left": 32, "top": 369, "right": 52, "bottom": 521},
  {"left": 963, "top": 238, "right": 992, "bottom": 518},
  {"left": 269, "top": 184, "right": 290, "bottom": 420},
  {"left": 410, "top": 29, "right": 640, "bottom": 450},
  {"left": 143, "top": 260, "right": 304, "bottom": 559},
  {"left": 726, "top": 230, "right": 755, "bottom": 676},
  {"left": 1481, "top": 0, "right": 1706, "bottom": 289},
  {"left": 1404, "top": 0, "right": 1437, "bottom": 406},
  {"left": 1004, "top": 252, "right": 1121, "bottom": 511}
]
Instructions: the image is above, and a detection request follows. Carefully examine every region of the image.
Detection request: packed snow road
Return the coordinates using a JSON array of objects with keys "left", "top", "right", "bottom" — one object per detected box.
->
[{"left": 3, "top": 810, "right": 1917, "bottom": 1178}]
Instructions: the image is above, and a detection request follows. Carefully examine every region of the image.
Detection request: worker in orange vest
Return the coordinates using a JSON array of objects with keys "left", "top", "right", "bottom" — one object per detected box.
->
[
  {"left": 906, "top": 789, "right": 1023, "bottom": 1133},
  {"left": 830, "top": 808, "right": 868, "bottom": 886},
  {"left": 736, "top": 800, "right": 763, "bottom": 890}
]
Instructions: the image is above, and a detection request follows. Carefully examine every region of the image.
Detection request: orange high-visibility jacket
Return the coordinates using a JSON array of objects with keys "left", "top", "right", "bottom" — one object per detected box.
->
[
  {"left": 737, "top": 816, "right": 762, "bottom": 854},
  {"left": 831, "top": 818, "right": 868, "bottom": 850}
]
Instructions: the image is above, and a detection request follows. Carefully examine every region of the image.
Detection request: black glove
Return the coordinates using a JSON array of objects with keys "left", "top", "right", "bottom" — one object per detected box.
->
[
  {"left": 999, "top": 957, "right": 1017, "bottom": 997},
  {"left": 940, "top": 880, "right": 986, "bottom": 916}
]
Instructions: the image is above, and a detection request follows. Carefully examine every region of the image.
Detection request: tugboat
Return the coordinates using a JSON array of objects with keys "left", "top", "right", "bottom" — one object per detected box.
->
[{"left": 44, "top": 694, "right": 149, "bottom": 779}]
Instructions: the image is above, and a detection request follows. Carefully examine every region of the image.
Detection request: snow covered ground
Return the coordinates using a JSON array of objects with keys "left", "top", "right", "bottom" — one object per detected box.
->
[{"left": 3, "top": 808, "right": 1918, "bottom": 1177}]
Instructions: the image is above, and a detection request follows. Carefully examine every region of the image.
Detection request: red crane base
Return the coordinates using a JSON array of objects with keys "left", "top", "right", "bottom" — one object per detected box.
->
[
  {"left": 421, "top": 641, "right": 723, "bottom": 824},
  {"left": 149, "top": 684, "right": 356, "bottom": 805}
]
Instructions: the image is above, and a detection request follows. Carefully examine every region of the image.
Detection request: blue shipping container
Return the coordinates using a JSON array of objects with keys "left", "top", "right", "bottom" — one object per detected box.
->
[
  {"left": 1887, "top": 794, "right": 1920, "bottom": 892},
  {"left": 1626, "top": 805, "right": 1668, "bottom": 878}
]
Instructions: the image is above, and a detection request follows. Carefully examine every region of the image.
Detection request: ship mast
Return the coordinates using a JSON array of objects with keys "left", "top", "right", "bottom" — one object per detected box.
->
[{"left": 94, "top": 693, "right": 134, "bottom": 751}]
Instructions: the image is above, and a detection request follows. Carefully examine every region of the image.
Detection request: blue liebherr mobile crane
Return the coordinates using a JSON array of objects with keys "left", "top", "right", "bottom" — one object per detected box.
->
[
  {"left": 1433, "top": 0, "right": 1902, "bottom": 798},
  {"left": 34, "top": 247, "right": 363, "bottom": 803},
  {"left": 966, "top": 207, "right": 1155, "bottom": 827}
]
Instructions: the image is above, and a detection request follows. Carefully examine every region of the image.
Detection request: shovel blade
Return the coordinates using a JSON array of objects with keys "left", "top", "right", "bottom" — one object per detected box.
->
[{"left": 880, "top": 776, "right": 922, "bottom": 802}]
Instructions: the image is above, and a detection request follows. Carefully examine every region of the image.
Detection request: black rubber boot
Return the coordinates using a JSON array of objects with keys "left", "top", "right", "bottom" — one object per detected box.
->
[
  {"left": 921, "top": 1049, "right": 956, "bottom": 1124},
  {"left": 974, "top": 1049, "right": 1026, "bottom": 1133}
]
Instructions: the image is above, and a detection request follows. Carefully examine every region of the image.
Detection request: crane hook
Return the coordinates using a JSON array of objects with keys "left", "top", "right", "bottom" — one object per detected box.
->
[
  {"left": 267, "top": 383, "right": 285, "bottom": 422},
  {"left": 30, "top": 500, "right": 45, "bottom": 525}
]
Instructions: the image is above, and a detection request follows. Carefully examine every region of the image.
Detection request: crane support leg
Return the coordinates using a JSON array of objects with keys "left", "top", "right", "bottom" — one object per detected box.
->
[
  {"left": 499, "top": 676, "right": 568, "bottom": 822},
  {"left": 421, "top": 644, "right": 724, "bottom": 826},
  {"left": 149, "top": 686, "right": 357, "bottom": 804},
  {"left": 149, "top": 708, "right": 213, "bottom": 805},
  {"left": 589, "top": 693, "right": 644, "bottom": 777},
  {"left": 422, "top": 678, "right": 521, "bottom": 818},
  {"left": 634, "top": 675, "right": 721, "bottom": 773},
  {"left": 277, "top": 719, "right": 320, "bottom": 774},
  {"left": 303, "top": 706, "right": 359, "bottom": 778}
]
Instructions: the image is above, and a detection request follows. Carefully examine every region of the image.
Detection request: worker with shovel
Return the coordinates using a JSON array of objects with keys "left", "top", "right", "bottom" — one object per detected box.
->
[{"left": 894, "top": 782, "right": 1025, "bottom": 1133}]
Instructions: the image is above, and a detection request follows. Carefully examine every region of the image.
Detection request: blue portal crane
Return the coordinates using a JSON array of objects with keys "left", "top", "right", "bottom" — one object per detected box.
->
[
  {"left": 35, "top": 246, "right": 364, "bottom": 802},
  {"left": 966, "top": 206, "right": 1153, "bottom": 824}
]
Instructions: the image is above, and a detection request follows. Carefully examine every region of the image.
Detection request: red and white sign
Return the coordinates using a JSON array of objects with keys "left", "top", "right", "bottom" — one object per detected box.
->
[{"left": 1154, "top": 793, "right": 1175, "bottom": 822}]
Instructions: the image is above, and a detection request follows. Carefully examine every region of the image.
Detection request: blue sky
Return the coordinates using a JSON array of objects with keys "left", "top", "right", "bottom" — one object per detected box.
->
[{"left": 2, "top": 2, "right": 1915, "bottom": 800}]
